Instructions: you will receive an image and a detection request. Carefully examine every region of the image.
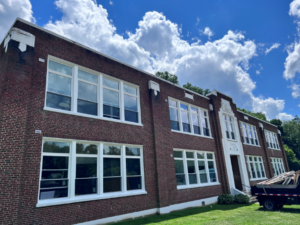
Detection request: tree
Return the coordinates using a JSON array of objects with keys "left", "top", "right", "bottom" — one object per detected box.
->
[
  {"left": 270, "top": 119, "right": 284, "bottom": 136},
  {"left": 237, "top": 107, "right": 267, "bottom": 121},
  {"left": 284, "top": 144, "right": 300, "bottom": 171},
  {"left": 282, "top": 116, "right": 300, "bottom": 159},
  {"left": 183, "top": 82, "right": 211, "bottom": 96},
  {"left": 155, "top": 71, "right": 179, "bottom": 84}
]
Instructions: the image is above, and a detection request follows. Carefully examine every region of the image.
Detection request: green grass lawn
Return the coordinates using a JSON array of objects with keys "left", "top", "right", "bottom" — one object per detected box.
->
[{"left": 115, "top": 203, "right": 300, "bottom": 225}]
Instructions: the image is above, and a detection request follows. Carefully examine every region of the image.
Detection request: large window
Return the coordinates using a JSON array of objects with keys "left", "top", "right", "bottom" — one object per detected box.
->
[
  {"left": 271, "top": 158, "right": 285, "bottom": 176},
  {"left": 168, "top": 98, "right": 211, "bottom": 137},
  {"left": 240, "top": 122, "right": 259, "bottom": 146},
  {"left": 45, "top": 57, "right": 141, "bottom": 125},
  {"left": 264, "top": 130, "right": 280, "bottom": 150},
  {"left": 38, "top": 139, "right": 145, "bottom": 207},
  {"left": 223, "top": 115, "right": 235, "bottom": 140},
  {"left": 173, "top": 149, "right": 218, "bottom": 189},
  {"left": 246, "top": 156, "right": 267, "bottom": 180}
]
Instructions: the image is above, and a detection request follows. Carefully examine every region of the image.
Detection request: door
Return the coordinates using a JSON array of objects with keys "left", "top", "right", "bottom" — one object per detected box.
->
[{"left": 230, "top": 155, "right": 243, "bottom": 191}]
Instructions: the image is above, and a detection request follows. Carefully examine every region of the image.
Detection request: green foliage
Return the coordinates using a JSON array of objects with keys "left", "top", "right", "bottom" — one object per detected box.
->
[
  {"left": 155, "top": 71, "right": 179, "bottom": 84},
  {"left": 282, "top": 116, "right": 300, "bottom": 159},
  {"left": 234, "top": 194, "right": 250, "bottom": 204},
  {"left": 237, "top": 107, "right": 267, "bottom": 121},
  {"left": 218, "top": 194, "right": 234, "bottom": 205},
  {"left": 183, "top": 82, "right": 211, "bottom": 96},
  {"left": 284, "top": 144, "right": 300, "bottom": 171}
]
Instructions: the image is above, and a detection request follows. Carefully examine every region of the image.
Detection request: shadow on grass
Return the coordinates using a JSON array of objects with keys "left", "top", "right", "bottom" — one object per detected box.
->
[
  {"left": 115, "top": 203, "right": 256, "bottom": 225},
  {"left": 256, "top": 206, "right": 300, "bottom": 214}
]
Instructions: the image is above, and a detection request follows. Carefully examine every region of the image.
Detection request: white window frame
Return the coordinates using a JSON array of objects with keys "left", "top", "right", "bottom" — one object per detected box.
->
[
  {"left": 240, "top": 122, "right": 260, "bottom": 147},
  {"left": 246, "top": 155, "right": 267, "bottom": 181},
  {"left": 264, "top": 130, "right": 280, "bottom": 150},
  {"left": 271, "top": 157, "right": 285, "bottom": 176},
  {"left": 223, "top": 114, "right": 236, "bottom": 140},
  {"left": 44, "top": 56, "right": 142, "bottom": 126},
  {"left": 37, "top": 137, "right": 146, "bottom": 208},
  {"left": 173, "top": 149, "right": 219, "bottom": 190},
  {"left": 168, "top": 97, "right": 212, "bottom": 139}
]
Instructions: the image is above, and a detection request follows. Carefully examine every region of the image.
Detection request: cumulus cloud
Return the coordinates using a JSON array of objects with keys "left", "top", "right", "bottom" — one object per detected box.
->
[
  {"left": 201, "top": 27, "right": 214, "bottom": 39},
  {"left": 291, "top": 83, "right": 300, "bottom": 98},
  {"left": 43, "top": 0, "right": 286, "bottom": 119},
  {"left": 265, "top": 43, "right": 280, "bottom": 55},
  {"left": 277, "top": 112, "right": 294, "bottom": 121},
  {"left": 109, "top": 1, "right": 113, "bottom": 5},
  {"left": 0, "top": 0, "right": 35, "bottom": 41}
]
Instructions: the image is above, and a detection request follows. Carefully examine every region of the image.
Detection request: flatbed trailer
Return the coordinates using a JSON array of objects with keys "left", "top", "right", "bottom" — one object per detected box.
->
[{"left": 251, "top": 182, "right": 300, "bottom": 210}]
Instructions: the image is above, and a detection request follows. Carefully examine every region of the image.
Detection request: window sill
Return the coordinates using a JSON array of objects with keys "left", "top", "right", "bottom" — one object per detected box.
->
[
  {"left": 268, "top": 148, "right": 281, "bottom": 151},
  {"left": 177, "top": 182, "right": 220, "bottom": 190},
  {"left": 226, "top": 139, "right": 237, "bottom": 142},
  {"left": 171, "top": 130, "right": 213, "bottom": 139},
  {"left": 250, "top": 177, "right": 267, "bottom": 181},
  {"left": 36, "top": 190, "right": 147, "bottom": 208},
  {"left": 43, "top": 107, "right": 143, "bottom": 127},
  {"left": 243, "top": 143, "right": 261, "bottom": 148}
]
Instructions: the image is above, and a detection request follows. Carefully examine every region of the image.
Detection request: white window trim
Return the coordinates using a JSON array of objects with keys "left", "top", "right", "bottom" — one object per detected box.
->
[
  {"left": 271, "top": 157, "right": 285, "bottom": 176},
  {"left": 240, "top": 122, "right": 260, "bottom": 147},
  {"left": 246, "top": 155, "right": 267, "bottom": 181},
  {"left": 265, "top": 130, "right": 280, "bottom": 150},
  {"left": 223, "top": 114, "right": 236, "bottom": 141},
  {"left": 37, "top": 137, "right": 146, "bottom": 208},
  {"left": 168, "top": 97, "right": 212, "bottom": 138},
  {"left": 44, "top": 55, "right": 143, "bottom": 127},
  {"left": 174, "top": 149, "right": 220, "bottom": 190}
]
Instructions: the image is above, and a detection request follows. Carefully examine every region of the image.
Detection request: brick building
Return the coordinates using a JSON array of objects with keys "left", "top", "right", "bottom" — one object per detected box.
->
[{"left": 0, "top": 18, "right": 289, "bottom": 225}]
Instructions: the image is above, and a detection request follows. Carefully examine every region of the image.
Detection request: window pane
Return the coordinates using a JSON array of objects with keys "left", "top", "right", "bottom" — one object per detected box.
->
[
  {"left": 169, "top": 100, "right": 177, "bottom": 107},
  {"left": 197, "top": 153, "right": 205, "bottom": 159},
  {"left": 41, "top": 180, "right": 68, "bottom": 188},
  {"left": 175, "top": 160, "right": 184, "bottom": 173},
  {"left": 191, "top": 107, "right": 198, "bottom": 114},
  {"left": 124, "top": 85, "right": 137, "bottom": 95},
  {"left": 260, "top": 163, "right": 265, "bottom": 177},
  {"left": 48, "top": 72, "right": 71, "bottom": 96},
  {"left": 77, "top": 100, "right": 97, "bottom": 116},
  {"left": 103, "top": 146, "right": 121, "bottom": 155},
  {"left": 209, "top": 173, "right": 217, "bottom": 182},
  {"left": 124, "top": 94, "right": 138, "bottom": 111},
  {"left": 187, "top": 160, "right": 195, "bottom": 173},
  {"left": 207, "top": 153, "right": 213, "bottom": 160},
  {"left": 250, "top": 163, "right": 256, "bottom": 178},
  {"left": 78, "top": 70, "right": 98, "bottom": 83},
  {"left": 192, "top": 114, "right": 199, "bottom": 126},
  {"left": 180, "top": 103, "right": 188, "bottom": 111},
  {"left": 186, "top": 152, "right": 194, "bottom": 158},
  {"left": 103, "top": 78, "right": 119, "bottom": 90},
  {"left": 42, "top": 156, "right": 68, "bottom": 169},
  {"left": 208, "top": 161, "right": 215, "bottom": 173},
  {"left": 200, "top": 110, "right": 207, "bottom": 117},
  {"left": 173, "top": 151, "right": 183, "bottom": 158},
  {"left": 171, "top": 121, "right": 180, "bottom": 130},
  {"left": 127, "top": 177, "right": 142, "bottom": 190},
  {"left": 103, "top": 88, "right": 119, "bottom": 107},
  {"left": 200, "top": 174, "right": 208, "bottom": 183},
  {"left": 43, "top": 141, "right": 70, "bottom": 153},
  {"left": 182, "top": 123, "right": 190, "bottom": 132},
  {"left": 42, "top": 170, "right": 68, "bottom": 179},
  {"left": 39, "top": 188, "right": 68, "bottom": 200},
  {"left": 75, "top": 178, "right": 97, "bottom": 195},
  {"left": 49, "top": 60, "right": 72, "bottom": 76},
  {"left": 189, "top": 174, "right": 197, "bottom": 184},
  {"left": 169, "top": 108, "right": 178, "bottom": 121},
  {"left": 194, "top": 126, "right": 201, "bottom": 135},
  {"left": 76, "top": 143, "right": 97, "bottom": 154},
  {"left": 181, "top": 111, "right": 189, "bottom": 124},
  {"left": 78, "top": 81, "right": 97, "bottom": 102},
  {"left": 104, "top": 177, "right": 121, "bottom": 193},
  {"left": 126, "top": 147, "right": 140, "bottom": 156},
  {"left": 125, "top": 110, "right": 138, "bottom": 123},
  {"left": 126, "top": 159, "right": 141, "bottom": 176},
  {"left": 46, "top": 93, "right": 71, "bottom": 111},
  {"left": 198, "top": 161, "right": 206, "bottom": 173},
  {"left": 103, "top": 105, "right": 120, "bottom": 119},
  {"left": 76, "top": 157, "right": 97, "bottom": 178},
  {"left": 103, "top": 158, "right": 121, "bottom": 177},
  {"left": 176, "top": 175, "right": 186, "bottom": 186},
  {"left": 201, "top": 117, "right": 208, "bottom": 128}
]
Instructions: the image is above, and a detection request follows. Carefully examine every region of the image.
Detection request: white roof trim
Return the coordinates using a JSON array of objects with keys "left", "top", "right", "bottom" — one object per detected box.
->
[
  {"left": 237, "top": 110, "right": 277, "bottom": 127},
  {"left": 2, "top": 18, "right": 210, "bottom": 100}
]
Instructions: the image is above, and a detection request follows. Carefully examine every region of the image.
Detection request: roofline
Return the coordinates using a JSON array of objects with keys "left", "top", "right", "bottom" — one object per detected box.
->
[
  {"left": 237, "top": 110, "right": 277, "bottom": 128},
  {"left": 3, "top": 18, "right": 210, "bottom": 100}
]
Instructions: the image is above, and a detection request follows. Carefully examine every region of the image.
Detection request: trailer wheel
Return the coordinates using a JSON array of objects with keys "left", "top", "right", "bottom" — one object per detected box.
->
[{"left": 263, "top": 198, "right": 276, "bottom": 210}]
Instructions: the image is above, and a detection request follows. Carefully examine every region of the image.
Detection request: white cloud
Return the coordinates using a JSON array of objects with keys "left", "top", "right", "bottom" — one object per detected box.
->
[
  {"left": 284, "top": 42, "right": 300, "bottom": 80},
  {"left": 109, "top": 1, "right": 113, "bottom": 5},
  {"left": 291, "top": 83, "right": 300, "bottom": 98},
  {"left": 277, "top": 112, "right": 294, "bottom": 121},
  {"left": 44, "top": 0, "right": 286, "bottom": 120},
  {"left": 265, "top": 43, "right": 280, "bottom": 55},
  {"left": 256, "top": 64, "right": 263, "bottom": 75},
  {"left": 289, "top": 0, "right": 300, "bottom": 18},
  {"left": 196, "top": 17, "right": 200, "bottom": 25},
  {"left": 201, "top": 27, "right": 214, "bottom": 39},
  {"left": 0, "top": 0, "right": 35, "bottom": 41}
]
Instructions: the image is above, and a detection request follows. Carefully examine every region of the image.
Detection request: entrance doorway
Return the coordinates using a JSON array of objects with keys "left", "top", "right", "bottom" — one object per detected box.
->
[{"left": 230, "top": 155, "right": 243, "bottom": 191}]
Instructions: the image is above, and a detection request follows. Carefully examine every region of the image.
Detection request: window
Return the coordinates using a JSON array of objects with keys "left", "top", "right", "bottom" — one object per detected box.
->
[
  {"left": 240, "top": 122, "right": 259, "bottom": 146},
  {"left": 45, "top": 57, "right": 141, "bottom": 125},
  {"left": 271, "top": 158, "right": 285, "bottom": 176},
  {"left": 168, "top": 98, "right": 211, "bottom": 137},
  {"left": 264, "top": 130, "right": 280, "bottom": 150},
  {"left": 38, "top": 139, "right": 145, "bottom": 206},
  {"left": 246, "top": 156, "right": 267, "bottom": 180},
  {"left": 173, "top": 150, "right": 218, "bottom": 189},
  {"left": 223, "top": 115, "right": 235, "bottom": 140}
]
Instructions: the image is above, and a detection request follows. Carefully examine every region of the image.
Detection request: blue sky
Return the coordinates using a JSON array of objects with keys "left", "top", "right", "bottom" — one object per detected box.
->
[{"left": 1, "top": 0, "right": 300, "bottom": 120}]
